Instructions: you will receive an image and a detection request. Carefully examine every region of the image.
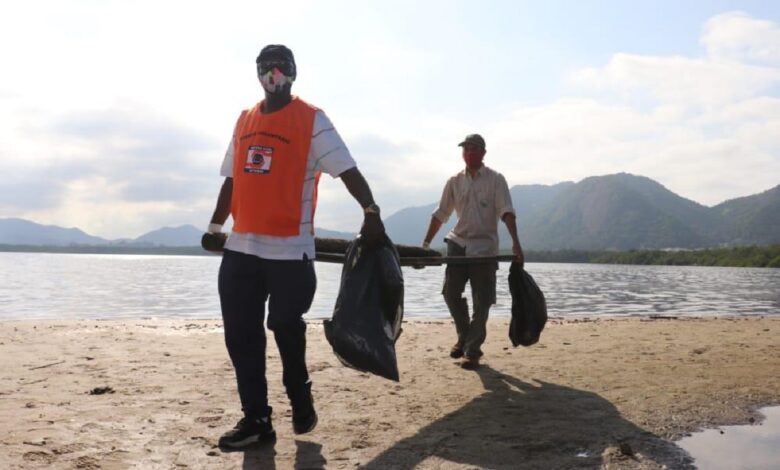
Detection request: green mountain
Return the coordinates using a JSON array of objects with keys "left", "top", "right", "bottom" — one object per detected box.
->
[
  {"left": 714, "top": 184, "right": 780, "bottom": 246},
  {"left": 510, "top": 182, "right": 575, "bottom": 221},
  {"left": 384, "top": 203, "right": 454, "bottom": 247},
  {"left": 517, "top": 174, "right": 715, "bottom": 250},
  {"left": 609, "top": 174, "right": 720, "bottom": 236}
]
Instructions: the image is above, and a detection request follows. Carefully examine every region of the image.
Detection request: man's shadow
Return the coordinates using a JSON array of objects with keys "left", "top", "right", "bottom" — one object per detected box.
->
[
  {"left": 222, "top": 438, "right": 275, "bottom": 470},
  {"left": 363, "top": 365, "right": 694, "bottom": 469},
  {"left": 238, "top": 438, "right": 326, "bottom": 469}
]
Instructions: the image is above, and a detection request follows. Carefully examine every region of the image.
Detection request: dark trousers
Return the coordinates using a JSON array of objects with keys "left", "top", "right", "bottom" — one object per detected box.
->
[
  {"left": 442, "top": 240, "right": 497, "bottom": 358},
  {"left": 218, "top": 249, "right": 316, "bottom": 417}
]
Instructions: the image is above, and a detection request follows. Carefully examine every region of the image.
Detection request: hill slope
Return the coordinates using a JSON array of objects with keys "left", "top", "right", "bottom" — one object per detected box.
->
[
  {"left": 713, "top": 185, "right": 780, "bottom": 246},
  {"left": 0, "top": 218, "right": 108, "bottom": 246}
]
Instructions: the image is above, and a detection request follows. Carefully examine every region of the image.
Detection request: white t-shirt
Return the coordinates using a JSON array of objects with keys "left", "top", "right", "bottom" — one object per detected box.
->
[{"left": 221, "top": 109, "right": 356, "bottom": 260}]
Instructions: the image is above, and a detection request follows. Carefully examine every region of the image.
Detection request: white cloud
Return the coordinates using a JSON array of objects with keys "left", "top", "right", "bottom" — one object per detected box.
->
[
  {"left": 476, "top": 90, "right": 780, "bottom": 208},
  {"left": 536, "top": 11, "right": 780, "bottom": 205},
  {"left": 702, "top": 11, "right": 780, "bottom": 63},
  {"left": 571, "top": 53, "right": 780, "bottom": 109},
  {"left": 1, "top": 6, "right": 779, "bottom": 237},
  {"left": 571, "top": 11, "right": 780, "bottom": 111},
  {"left": 0, "top": 105, "right": 222, "bottom": 238},
  {"left": 691, "top": 97, "right": 780, "bottom": 126}
]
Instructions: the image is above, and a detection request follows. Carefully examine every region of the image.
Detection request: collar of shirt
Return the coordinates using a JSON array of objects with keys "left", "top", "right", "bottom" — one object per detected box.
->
[{"left": 462, "top": 165, "right": 486, "bottom": 180}]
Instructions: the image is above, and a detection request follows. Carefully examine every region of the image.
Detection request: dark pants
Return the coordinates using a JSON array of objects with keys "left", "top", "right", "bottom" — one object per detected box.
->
[
  {"left": 218, "top": 249, "right": 316, "bottom": 417},
  {"left": 442, "top": 240, "right": 497, "bottom": 358}
]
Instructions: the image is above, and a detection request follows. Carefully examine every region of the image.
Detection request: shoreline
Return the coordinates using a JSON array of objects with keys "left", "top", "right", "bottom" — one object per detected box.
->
[
  {"left": 1, "top": 312, "right": 777, "bottom": 324},
  {"left": 2, "top": 317, "right": 778, "bottom": 469},
  {"left": 3, "top": 246, "right": 779, "bottom": 269}
]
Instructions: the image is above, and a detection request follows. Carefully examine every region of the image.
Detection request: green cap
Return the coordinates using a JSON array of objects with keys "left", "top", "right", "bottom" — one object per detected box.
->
[{"left": 457, "top": 133, "right": 486, "bottom": 149}]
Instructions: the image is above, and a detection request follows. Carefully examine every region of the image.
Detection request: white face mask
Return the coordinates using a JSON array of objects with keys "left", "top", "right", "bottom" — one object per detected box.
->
[{"left": 259, "top": 67, "right": 294, "bottom": 94}]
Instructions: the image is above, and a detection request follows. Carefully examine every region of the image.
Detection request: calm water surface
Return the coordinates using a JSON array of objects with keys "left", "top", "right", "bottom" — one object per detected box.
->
[
  {"left": 678, "top": 406, "right": 780, "bottom": 470},
  {"left": 0, "top": 252, "right": 778, "bottom": 321}
]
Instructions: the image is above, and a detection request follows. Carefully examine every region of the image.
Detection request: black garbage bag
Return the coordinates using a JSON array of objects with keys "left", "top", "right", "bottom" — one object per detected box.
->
[
  {"left": 508, "top": 262, "right": 547, "bottom": 347},
  {"left": 324, "top": 235, "right": 404, "bottom": 381}
]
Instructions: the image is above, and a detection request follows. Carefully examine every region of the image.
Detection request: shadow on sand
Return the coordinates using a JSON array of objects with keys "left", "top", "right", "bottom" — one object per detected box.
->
[
  {"left": 220, "top": 437, "right": 276, "bottom": 470},
  {"left": 237, "top": 438, "right": 327, "bottom": 469},
  {"left": 362, "top": 365, "right": 693, "bottom": 469}
]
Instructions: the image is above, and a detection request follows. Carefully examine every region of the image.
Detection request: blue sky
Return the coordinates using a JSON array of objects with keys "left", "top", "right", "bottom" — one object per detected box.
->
[{"left": 1, "top": 0, "right": 779, "bottom": 238}]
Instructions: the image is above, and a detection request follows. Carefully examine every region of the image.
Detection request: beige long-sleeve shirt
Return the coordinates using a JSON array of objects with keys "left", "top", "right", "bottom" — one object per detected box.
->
[{"left": 432, "top": 165, "right": 515, "bottom": 256}]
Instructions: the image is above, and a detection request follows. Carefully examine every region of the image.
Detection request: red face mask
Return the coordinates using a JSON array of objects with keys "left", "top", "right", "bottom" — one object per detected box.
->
[{"left": 463, "top": 151, "right": 484, "bottom": 169}]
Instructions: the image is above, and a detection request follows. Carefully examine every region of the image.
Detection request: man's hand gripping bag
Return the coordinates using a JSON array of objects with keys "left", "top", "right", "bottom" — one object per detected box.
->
[{"left": 324, "top": 236, "right": 404, "bottom": 381}]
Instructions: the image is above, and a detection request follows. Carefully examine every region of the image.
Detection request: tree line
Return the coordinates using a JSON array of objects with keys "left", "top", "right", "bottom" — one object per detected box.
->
[{"left": 524, "top": 245, "right": 780, "bottom": 268}]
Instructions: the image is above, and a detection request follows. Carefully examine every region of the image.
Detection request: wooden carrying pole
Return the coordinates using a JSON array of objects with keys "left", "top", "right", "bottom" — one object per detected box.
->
[
  {"left": 315, "top": 252, "right": 517, "bottom": 267},
  {"left": 202, "top": 235, "right": 516, "bottom": 267},
  {"left": 313, "top": 238, "right": 517, "bottom": 267}
]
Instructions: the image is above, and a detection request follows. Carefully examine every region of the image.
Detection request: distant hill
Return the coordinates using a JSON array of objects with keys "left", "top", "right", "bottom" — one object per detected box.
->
[
  {"left": 0, "top": 219, "right": 205, "bottom": 247},
  {"left": 613, "top": 174, "right": 719, "bottom": 236},
  {"left": 315, "top": 227, "right": 357, "bottom": 240},
  {"left": 518, "top": 174, "right": 715, "bottom": 250},
  {"left": 0, "top": 218, "right": 358, "bottom": 248},
  {"left": 510, "top": 174, "right": 780, "bottom": 250},
  {"left": 713, "top": 184, "right": 780, "bottom": 246},
  {"left": 2, "top": 174, "right": 778, "bottom": 250},
  {"left": 132, "top": 225, "right": 203, "bottom": 247},
  {"left": 0, "top": 218, "right": 108, "bottom": 246},
  {"left": 509, "top": 182, "right": 575, "bottom": 221},
  {"left": 384, "top": 203, "right": 455, "bottom": 247}
]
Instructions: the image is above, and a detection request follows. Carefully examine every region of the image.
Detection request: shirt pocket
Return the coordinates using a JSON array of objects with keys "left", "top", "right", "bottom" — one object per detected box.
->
[{"left": 475, "top": 188, "right": 492, "bottom": 209}]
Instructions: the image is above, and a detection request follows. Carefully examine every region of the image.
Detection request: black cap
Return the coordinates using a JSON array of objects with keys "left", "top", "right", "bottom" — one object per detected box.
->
[
  {"left": 457, "top": 134, "right": 486, "bottom": 149},
  {"left": 256, "top": 44, "right": 296, "bottom": 66}
]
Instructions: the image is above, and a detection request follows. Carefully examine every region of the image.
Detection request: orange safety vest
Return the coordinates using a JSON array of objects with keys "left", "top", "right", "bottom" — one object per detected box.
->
[{"left": 231, "top": 97, "right": 319, "bottom": 236}]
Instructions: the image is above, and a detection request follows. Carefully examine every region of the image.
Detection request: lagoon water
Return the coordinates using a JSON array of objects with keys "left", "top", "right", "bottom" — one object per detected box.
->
[
  {"left": 678, "top": 406, "right": 780, "bottom": 470},
  {"left": 0, "top": 252, "right": 778, "bottom": 321}
]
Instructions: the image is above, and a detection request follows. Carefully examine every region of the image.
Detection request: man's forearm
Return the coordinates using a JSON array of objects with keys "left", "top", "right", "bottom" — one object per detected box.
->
[
  {"left": 210, "top": 177, "right": 233, "bottom": 226},
  {"left": 339, "top": 167, "right": 385, "bottom": 245},
  {"left": 339, "top": 167, "right": 375, "bottom": 208},
  {"left": 502, "top": 213, "right": 522, "bottom": 247},
  {"left": 423, "top": 216, "right": 443, "bottom": 246}
]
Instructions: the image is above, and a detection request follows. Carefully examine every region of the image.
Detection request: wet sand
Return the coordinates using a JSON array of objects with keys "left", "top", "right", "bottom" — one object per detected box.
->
[{"left": 1, "top": 317, "right": 778, "bottom": 469}]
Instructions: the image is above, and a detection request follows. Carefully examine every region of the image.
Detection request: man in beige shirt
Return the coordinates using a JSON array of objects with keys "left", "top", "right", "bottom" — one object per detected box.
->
[{"left": 422, "top": 134, "right": 524, "bottom": 369}]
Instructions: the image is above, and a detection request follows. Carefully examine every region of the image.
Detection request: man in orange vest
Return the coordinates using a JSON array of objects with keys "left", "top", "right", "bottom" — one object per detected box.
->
[{"left": 206, "top": 44, "right": 385, "bottom": 448}]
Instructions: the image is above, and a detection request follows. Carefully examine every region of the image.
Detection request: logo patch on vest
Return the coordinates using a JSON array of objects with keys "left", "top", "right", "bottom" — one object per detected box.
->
[{"left": 244, "top": 146, "right": 273, "bottom": 174}]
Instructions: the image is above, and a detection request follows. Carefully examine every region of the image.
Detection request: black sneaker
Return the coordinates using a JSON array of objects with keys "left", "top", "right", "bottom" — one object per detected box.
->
[
  {"left": 461, "top": 350, "right": 483, "bottom": 370},
  {"left": 449, "top": 342, "right": 464, "bottom": 359},
  {"left": 461, "top": 355, "right": 480, "bottom": 370},
  {"left": 218, "top": 414, "right": 276, "bottom": 449},
  {"left": 291, "top": 380, "right": 318, "bottom": 434}
]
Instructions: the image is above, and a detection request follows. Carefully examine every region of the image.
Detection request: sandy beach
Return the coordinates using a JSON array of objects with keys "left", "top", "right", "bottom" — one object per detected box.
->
[{"left": 1, "top": 316, "right": 778, "bottom": 469}]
